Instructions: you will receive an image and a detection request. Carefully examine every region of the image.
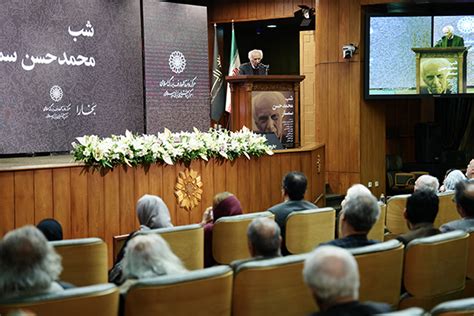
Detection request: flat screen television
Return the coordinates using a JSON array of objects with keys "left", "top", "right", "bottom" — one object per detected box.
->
[{"left": 365, "top": 11, "right": 474, "bottom": 99}]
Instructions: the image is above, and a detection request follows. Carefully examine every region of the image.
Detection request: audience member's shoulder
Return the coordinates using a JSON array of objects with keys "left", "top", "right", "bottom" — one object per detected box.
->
[
  {"left": 267, "top": 201, "right": 287, "bottom": 212},
  {"left": 362, "top": 301, "right": 392, "bottom": 314},
  {"left": 440, "top": 218, "right": 474, "bottom": 233}
]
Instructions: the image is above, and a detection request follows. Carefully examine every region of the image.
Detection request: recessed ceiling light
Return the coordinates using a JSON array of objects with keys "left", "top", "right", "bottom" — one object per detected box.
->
[{"left": 267, "top": 24, "right": 277, "bottom": 28}]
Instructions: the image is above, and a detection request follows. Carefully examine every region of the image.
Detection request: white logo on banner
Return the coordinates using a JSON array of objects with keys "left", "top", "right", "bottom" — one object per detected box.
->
[
  {"left": 169, "top": 51, "right": 186, "bottom": 74},
  {"left": 50, "top": 85, "right": 64, "bottom": 102},
  {"left": 457, "top": 17, "right": 474, "bottom": 34}
]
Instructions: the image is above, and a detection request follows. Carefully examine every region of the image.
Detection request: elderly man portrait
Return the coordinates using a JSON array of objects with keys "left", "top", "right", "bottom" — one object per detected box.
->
[
  {"left": 303, "top": 246, "right": 391, "bottom": 315},
  {"left": 320, "top": 184, "right": 379, "bottom": 249},
  {"left": 251, "top": 91, "right": 287, "bottom": 142},
  {"left": 238, "top": 49, "right": 267, "bottom": 75},
  {"left": 420, "top": 58, "right": 453, "bottom": 94}
]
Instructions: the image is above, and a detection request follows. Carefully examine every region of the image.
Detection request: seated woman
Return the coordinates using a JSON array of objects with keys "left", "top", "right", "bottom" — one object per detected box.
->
[
  {"left": 201, "top": 192, "right": 243, "bottom": 267},
  {"left": 119, "top": 234, "right": 187, "bottom": 293},
  {"left": 109, "top": 194, "right": 173, "bottom": 283},
  {"left": 37, "top": 218, "right": 63, "bottom": 241},
  {"left": 0, "top": 226, "right": 64, "bottom": 299}
]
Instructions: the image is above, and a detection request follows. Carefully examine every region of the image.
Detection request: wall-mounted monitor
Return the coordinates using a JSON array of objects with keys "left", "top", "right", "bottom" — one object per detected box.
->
[{"left": 365, "top": 12, "right": 474, "bottom": 99}]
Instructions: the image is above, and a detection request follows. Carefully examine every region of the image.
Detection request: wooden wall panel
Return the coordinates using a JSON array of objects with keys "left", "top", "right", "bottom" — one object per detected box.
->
[
  {"left": 70, "top": 167, "right": 88, "bottom": 238},
  {"left": 0, "top": 145, "right": 324, "bottom": 266},
  {"left": 14, "top": 171, "right": 34, "bottom": 227},
  {"left": 34, "top": 169, "right": 53, "bottom": 224},
  {"left": 0, "top": 172, "right": 15, "bottom": 236},
  {"left": 53, "top": 168, "right": 71, "bottom": 239}
]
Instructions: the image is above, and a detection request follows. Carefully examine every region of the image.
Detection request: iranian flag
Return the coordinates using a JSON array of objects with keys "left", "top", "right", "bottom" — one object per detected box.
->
[{"left": 225, "top": 22, "right": 240, "bottom": 113}]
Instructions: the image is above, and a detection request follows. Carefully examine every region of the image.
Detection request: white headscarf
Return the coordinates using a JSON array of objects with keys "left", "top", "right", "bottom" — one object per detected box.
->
[{"left": 136, "top": 195, "right": 173, "bottom": 230}]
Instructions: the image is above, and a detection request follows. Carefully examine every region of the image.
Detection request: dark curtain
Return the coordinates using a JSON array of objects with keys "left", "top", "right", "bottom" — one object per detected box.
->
[{"left": 435, "top": 98, "right": 473, "bottom": 153}]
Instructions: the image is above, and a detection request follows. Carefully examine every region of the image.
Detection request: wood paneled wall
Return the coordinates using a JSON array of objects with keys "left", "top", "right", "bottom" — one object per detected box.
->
[{"left": 0, "top": 145, "right": 324, "bottom": 265}]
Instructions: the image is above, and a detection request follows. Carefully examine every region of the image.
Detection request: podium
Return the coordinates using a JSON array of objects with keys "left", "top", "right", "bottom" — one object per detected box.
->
[
  {"left": 225, "top": 75, "right": 305, "bottom": 148},
  {"left": 412, "top": 47, "right": 468, "bottom": 94}
]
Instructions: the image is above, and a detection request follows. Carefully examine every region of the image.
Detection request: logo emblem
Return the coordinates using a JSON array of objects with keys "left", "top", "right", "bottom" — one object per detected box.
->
[
  {"left": 50, "top": 85, "right": 63, "bottom": 102},
  {"left": 169, "top": 51, "right": 186, "bottom": 74},
  {"left": 457, "top": 17, "right": 474, "bottom": 34}
]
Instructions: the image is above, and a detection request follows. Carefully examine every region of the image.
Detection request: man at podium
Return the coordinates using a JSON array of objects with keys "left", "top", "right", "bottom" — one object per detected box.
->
[
  {"left": 238, "top": 49, "right": 268, "bottom": 75},
  {"left": 435, "top": 25, "right": 464, "bottom": 48}
]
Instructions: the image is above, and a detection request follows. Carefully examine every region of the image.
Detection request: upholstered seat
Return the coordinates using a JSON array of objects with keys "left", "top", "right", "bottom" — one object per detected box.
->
[
  {"left": 431, "top": 297, "right": 474, "bottom": 316},
  {"left": 386, "top": 194, "right": 410, "bottom": 235},
  {"left": 123, "top": 265, "right": 233, "bottom": 316},
  {"left": 212, "top": 211, "right": 275, "bottom": 264},
  {"left": 376, "top": 307, "right": 426, "bottom": 316},
  {"left": 285, "top": 207, "right": 335, "bottom": 253},
  {"left": 349, "top": 239, "right": 404, "bottom": 306},
  {"left": 232, "top": 254, "right": 316, "bottom": 316},
  {"left": 435, "top": 191, "right": 460, "bottom": 228},
  {"left": 113, "top": 224, "right": 204, "bottom": 270},
  {"left": 0, "top": 283, "right": 119, "bottom": 316},
  {"left": 50, "top": 238, "right": 108, "bottom": 286},
  {"left": 400, "top": 230, "right": 469, "bottom": 310}
]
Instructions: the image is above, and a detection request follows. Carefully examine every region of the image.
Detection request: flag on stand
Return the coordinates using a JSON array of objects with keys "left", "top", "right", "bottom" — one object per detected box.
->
[
  {"left": 210, "top": 24, "right": 226, "bottom": 121},
  {"left": 225, "top": 21, "right": 241, "bottom": 113}
]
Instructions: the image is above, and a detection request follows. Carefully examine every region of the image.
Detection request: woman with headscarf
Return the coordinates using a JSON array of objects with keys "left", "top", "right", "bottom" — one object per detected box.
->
[
  {"left": 201, "top": 192, "right": 243, "bottom": 267},
  {"left": 37, "top": 218, "right": 63, "bottom": 241},
  {"left": 109, "top": 194, "right": 173, "bottom": 284}
]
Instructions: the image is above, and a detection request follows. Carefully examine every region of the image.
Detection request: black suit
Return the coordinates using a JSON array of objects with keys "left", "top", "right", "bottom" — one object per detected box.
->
[{"left": 238, "top": 62, "right": 267, "bottom": 75}]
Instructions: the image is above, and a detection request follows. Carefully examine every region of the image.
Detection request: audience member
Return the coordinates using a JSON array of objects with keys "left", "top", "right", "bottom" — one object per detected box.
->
[
  {"left": 439, "top": 169, "right": 467, "bottom": 192},
  {"left": 396, "top": 190, "right": 440, "bottom": 246},
  {"left": 201, "top": 192, "right": 243, "bottom": 267},
  {"left": 0, "top": 225, "right": 64, "bottom": 299},
  {"left": 414, "top": 174, "right": 439, "bottom": 193},
  {"left": 119, "top": 234, "right": 187, "bottom": 293},
  {"left": 36, "top": 218, "right": 63, "bottom": 241},
  {"left": 247, "top": 217, "right": 282, "bottom": 258},
  {"left": 440, "top": 180, "right": 474, "bottom": 232},
  {"left": 320, "top": 184, "right": 379, "bottom": 248},
  {"left": 268, "top": 171, "right": 317, "bottom": 254},
  {"left": 109, "top": 194, "right": 173, "bottom": 283},
  {"left": 466, "top": 159, "right": 474, "bottom": 179},
  {"left": 303, "top": 246, "right": 391, "bottom": 315}
]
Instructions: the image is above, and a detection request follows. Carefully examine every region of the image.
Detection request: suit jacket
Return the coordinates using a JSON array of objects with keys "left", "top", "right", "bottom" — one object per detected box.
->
[
  {"left": 396, "top": 222, "right": 440, "bottom": 246},
  {"left": 310, "top": 301, "right": 391, "bottom": 316},
  {"left": 238, "top": 62, "right": 267, "bottom": 75},
  {"left": 435, "top": 34, "right": 464, "bottom": 48},
  {"left": 319, "top": 234, "right": 378, "bottom": 249}
]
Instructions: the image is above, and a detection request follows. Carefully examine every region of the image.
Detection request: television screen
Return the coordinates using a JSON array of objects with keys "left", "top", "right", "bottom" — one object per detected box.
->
[{"left": 366, "top": 14, "right": 474, "bottom": 99}]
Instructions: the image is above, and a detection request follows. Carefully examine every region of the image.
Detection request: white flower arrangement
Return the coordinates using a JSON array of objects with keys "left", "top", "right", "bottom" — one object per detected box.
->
[{"left": 71, "top": 127, "right": 274, "bottom": 168}]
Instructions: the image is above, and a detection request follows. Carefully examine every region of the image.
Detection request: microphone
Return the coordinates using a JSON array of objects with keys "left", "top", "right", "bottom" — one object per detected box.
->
[{"left": 260, "top": 63, "right": 270, "bottom": 74}]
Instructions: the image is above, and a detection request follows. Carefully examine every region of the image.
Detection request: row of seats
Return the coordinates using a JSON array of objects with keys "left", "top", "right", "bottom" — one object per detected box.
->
[{"left": 1, "top": 231, "right": 472, "bottom": 315}]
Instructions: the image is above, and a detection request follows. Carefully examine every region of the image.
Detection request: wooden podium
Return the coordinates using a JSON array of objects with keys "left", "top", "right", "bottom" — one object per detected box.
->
[
  {"left": 412, "top": 47, "right": 468, "bottom": 94},
  {"left": 225, "top": 75, "right": 305, "bottom": 148}
]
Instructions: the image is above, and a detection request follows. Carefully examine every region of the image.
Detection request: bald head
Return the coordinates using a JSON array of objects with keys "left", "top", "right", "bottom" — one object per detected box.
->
[
  {"left": 414, "top": 175, "right": 439, "bottom": 193},
  {"left": 455, "top": 180, "right": 474, "bottom": 217},
  {"left": 247, "top": 217, "right": 281, "bottom": 257}
]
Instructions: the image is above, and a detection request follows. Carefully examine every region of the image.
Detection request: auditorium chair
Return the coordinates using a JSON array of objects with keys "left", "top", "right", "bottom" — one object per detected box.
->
[
  {"left": 431, "top": 297, "right": 474, "bottom": 316},
  {"left": 368, "top": 202, "right": 387, "bottom": 241},
  {"left": 113, "top": 224, "right": 204, "bottom": 270},
  {"left": 0, "top": 283, "right": 119, "bottom": 316},
  {"left": 123, "top": 265, "right": 233, "bottom": 316},
  {"left": 386, "top": 194, "right": 410, "bottom": 235},
  {"left": 285, "top": 207, "right": 335, "bottom": 254},
  {"left": 399, "top": 230, "right": 469, "bottom": 310},
  {"left": 232, "top": 254, "right": 316, "bottom": 316},
  {"left": 349, "top": 239, "right": 404, "bottom": 307},
  {"left": 376, "top": 307, "right": 426, "bottom": 315},
  {"left": 463, "top": 228, "right": 474, "bottom": 298},
  {"left": 50, "top": 237, "right": 108, "bottom": 286},
  {"left": 435, "top": 191, "right": 460, "bottom": 228},
  {"left": 212, "top": 211, "right": 275, "bottom": 264}
]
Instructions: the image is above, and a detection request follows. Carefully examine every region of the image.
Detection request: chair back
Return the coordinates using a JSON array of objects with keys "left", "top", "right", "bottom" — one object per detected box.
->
[
  {"left": 213, "top": 212, "right": 274, "bottom": 264},
  {"left": 367, "top": 202, "right": 387, "bottom": 241},
  {"left": 350, "top": 240, "right": 404, "bottom": 306},
  {"left": 232, "top": 254, "right": 316, "bottom": 316},
  {"left": 0, "top": 284, "right": 118, "bottom": 316},
  {"left": 51, "top": 238, "right": 108, "bottom": 286},
  {"left": 431, "top": 297, "right": 474, "bottom": 316},
  {"left": 377, "top": 307, "right": 426, "bottom": 316},
  {"left": 404, "top": 230, "right": 469, "bottom": 297},
  {"left": 285, "top": 207, "right": 335, "bottom": 253},
  {"left": 112, "top": 233, "right": 129, "bottom": 262},
  {"left": 124, "top": 265, "right": 233, "bottom": 316},
  {"left": 435, "top": 191, "right": 460, "bottom": 228},
  {"left": 466, "top": 228, "right": 474, "bottom": 280},
  {"left": 138, "top": 224, "right": 204, "bottom": 270},
  {"left": 386, "top": 194, "right": 410, "bottom": 235}
]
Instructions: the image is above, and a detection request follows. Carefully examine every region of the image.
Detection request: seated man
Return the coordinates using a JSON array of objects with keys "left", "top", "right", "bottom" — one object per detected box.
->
[
  {"left": 320, "top": 184, "right": 379, "bottom": 249},
  {"left": 440, "top": 180, "right": 474, "bottom": 232},
  {"left": 414, "top": 174, "right": 439, "bottom": 193},
  {"left": 267, "top": 172, "right": 317, "bottom": 253},
  {"left": 0, "top": 225, "right": 64, "bottom": 299},
  {"left": 303, "top": 246, "right": 391, "bottom": 315},
  {"left": 396, "top": 190, "right": 440, "bottom": 246}
]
